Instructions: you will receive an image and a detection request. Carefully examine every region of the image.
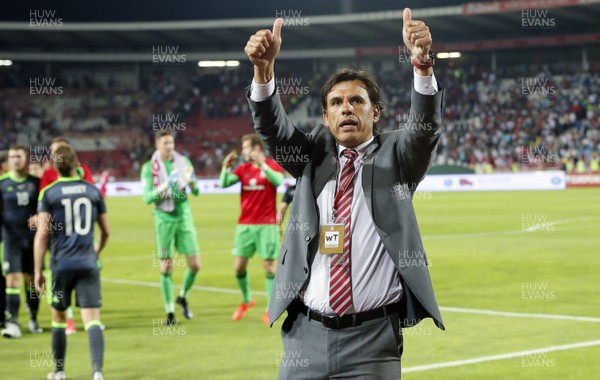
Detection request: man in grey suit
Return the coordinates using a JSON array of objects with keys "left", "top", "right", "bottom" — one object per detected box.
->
[{"left": 245, "top": 8, "right": 444, "bottom": 379}]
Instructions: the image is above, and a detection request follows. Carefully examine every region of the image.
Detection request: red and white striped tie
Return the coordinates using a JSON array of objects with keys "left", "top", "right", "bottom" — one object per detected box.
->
[{"left": 329, "top": 149, "right": 358, "bottom": 316}]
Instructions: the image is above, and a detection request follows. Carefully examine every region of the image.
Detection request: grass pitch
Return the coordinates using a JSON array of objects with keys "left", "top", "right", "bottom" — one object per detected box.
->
[{"left": 1, "top": 188, "right": 599, "bottom": 379}]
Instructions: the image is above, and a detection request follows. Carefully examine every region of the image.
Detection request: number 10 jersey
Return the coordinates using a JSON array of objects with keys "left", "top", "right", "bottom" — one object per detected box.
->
[{"left": 38, "top": 176, "right": 106, "bottom": 271}]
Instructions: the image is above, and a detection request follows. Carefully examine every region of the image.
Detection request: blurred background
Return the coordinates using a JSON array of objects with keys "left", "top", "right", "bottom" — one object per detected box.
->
[
  {"left": 1, "top": 2, "right": 600, "bottom": 379},
  {"left": 1, "top": 0, "right": 598, "bottom": 183}
]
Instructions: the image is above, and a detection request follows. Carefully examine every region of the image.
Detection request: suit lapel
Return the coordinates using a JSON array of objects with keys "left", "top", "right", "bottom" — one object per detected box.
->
[
  {"left": 363, "top": 136, "right": 380, "bottom": 159},
  {"left": 312, "top": 131, "right": 337, "bottom": 196},
  {"left": 361, "top": 135, "right": 381, "bottom": 222}
]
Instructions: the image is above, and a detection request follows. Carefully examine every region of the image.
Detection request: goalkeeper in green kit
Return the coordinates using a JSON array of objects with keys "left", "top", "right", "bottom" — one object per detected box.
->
[{"left": 141, "top": 131, "right": 201, "bottom": 325}]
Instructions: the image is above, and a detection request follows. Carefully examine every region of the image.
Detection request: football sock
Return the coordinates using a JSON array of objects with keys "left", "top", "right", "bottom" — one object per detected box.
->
[
  {"left": 265, "top": 273, "right": 275, "bottom": 307},
  {"left": 6, "top": 288, "right": 20, "bottom": 323},
  {"left": 0, "top": 273, "right": 6, "bottom": 323},
  {"left": 160, "top": 272, "right": 174, "bottom": 313},
  {"left": 51, "top": 322, "right": 67, "bottom": 372},
  {"left": 26, "top": 284, "right": 40, "bottom": 321},
  {"left": 85, "top": 321, "right": 104, "bottom": 373},
  {"left": 179, "top": 269, "right": 198, "bottom": 299},
  {"left": 236, "top": 272, "right": 251, "bottom": 304}
]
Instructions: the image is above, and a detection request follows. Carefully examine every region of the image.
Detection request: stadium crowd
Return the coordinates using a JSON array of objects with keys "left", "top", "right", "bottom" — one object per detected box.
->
[{"left": 0, "top": 60, "right": 598, "bottom": 179}]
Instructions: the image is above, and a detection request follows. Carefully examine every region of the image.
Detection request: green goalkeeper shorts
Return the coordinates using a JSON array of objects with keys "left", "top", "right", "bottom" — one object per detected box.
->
[
  {"left": 233, "top": 225, "right": 279, "bottom": 260},
  {"left": 155, "top": 216, "right": 200, "bottom": 258}
]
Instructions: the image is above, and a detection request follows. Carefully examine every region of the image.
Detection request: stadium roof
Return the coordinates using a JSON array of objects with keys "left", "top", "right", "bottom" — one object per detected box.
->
[
  {"left": 1, "top": 0, "right": 600, "bottom": 62},
  {"left": 0, "top": 0, "right": 491, "bottom": 22}
]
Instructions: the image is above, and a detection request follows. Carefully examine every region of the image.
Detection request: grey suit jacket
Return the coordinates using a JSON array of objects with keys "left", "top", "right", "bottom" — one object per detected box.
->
[{"left": 247, "top": 84, "right": 445, "bottom": 330}]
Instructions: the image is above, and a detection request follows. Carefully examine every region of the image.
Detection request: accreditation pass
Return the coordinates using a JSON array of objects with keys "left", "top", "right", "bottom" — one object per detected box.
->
[{"left": 319, "top": 224, "right": 345, "bottom": 254}]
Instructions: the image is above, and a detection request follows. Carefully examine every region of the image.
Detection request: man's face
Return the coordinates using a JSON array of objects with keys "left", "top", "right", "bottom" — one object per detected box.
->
[
  {"left": 8, "top": 149, "right": 28, "bottom": 172},
  {"left": 323, "top": 80, "right": 380, "bottom": 148},
  {"left": 29, "top": 163, "right": 43, "bottom": 177},
  {"left": 156, "top": 135, "right": 175, "bottom": 159},
  {"left": 241, "top": 140, "right": 258, "bottom": 162}
]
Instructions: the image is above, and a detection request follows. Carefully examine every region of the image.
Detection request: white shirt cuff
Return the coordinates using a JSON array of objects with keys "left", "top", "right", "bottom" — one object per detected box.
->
[
  {"left": 250, "top": 78, "right": 276, "bottom": 102},
  {"left": 413, "top": 70, "right": 438, "bottom": 95}
]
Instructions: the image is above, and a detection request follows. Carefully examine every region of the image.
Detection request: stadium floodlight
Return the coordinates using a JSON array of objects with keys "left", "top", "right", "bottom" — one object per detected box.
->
[
  {"left": 0, "top": 59, "right": 13, "bottom": 66},
  {"left": 436, "top": 52, "right": 461, "bottom": 59},
  {"left": 198, "top": 60, "right": 240, "bottom": 67}
]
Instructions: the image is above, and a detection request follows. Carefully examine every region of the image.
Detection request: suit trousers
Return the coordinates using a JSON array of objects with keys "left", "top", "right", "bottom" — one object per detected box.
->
[{"left": 278, "top": 308, "right": 404, "bottom": 379}]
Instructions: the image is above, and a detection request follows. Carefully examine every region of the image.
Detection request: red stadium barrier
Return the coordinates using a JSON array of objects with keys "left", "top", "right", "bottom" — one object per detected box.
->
[
  {"left": 462, "top": 0, "right": 600, "bottom": 15},
  {"left": 566, "top": 173, "right": 600, "bottom": 187}
]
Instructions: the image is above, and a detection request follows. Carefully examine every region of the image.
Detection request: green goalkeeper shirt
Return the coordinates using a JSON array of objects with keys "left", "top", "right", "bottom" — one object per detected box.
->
[{"left": 141, "top": 158, "right": 199, "bottom": 222}]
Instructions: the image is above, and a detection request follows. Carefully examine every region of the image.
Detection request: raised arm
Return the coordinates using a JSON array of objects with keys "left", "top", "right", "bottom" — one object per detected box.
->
[
  {"left": 219, "top": 152, "right": 240, "bottom": 188},
  {"left": 245, "top": 19, "right": 311, "bottom": 178},
  {"left": 250, "top": 150, "right": 283, "bottom": 187},
  {"left": 396, "top": 8, "right": 444, "bottom": 186}
]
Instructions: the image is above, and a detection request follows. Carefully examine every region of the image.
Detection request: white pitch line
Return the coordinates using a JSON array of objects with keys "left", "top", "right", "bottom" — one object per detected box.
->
[
  {"left": 101, "top": 255, "right": 152, "bottom": 262},
  {"left": 422, "top": 216, "right": 600, "bottom": 240},
  {"left": 423, "top": 229, "right": 522, "bottom": 240},
  {"left": 422, "top": 223, "right": 600, "bottom": 240},
  {"left": 102, "top": 277, "right": 267, "bottom": 296},
  {"left": 102, "top": 277, "right": 597, "bottom": 323},
  {"left": 101, "top": 249, "right": 231, "bottom": 262},
  {"left": 440, "top": 306, "right": 600, "bottom": 323},
  {"left": 102, "top": 276, "right": 600, "bottom": 374},
  {"left": 403, "top": 339, "right": 600, "bottom": 373}
]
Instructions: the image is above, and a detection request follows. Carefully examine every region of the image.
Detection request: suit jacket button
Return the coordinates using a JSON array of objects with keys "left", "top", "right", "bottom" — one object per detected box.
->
[
  {"left": 305, "top": 235, "right": 310, "bottom": 242},
  {"left": 303, "top": 267, "right": 308, "bottom": 274}
]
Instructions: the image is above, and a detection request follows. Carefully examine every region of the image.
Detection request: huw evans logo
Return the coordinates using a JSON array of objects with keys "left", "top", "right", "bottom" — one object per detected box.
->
[
  {"left": 275, "top": 10, "right": 310, "bottom": 29},
  {"left": 521, "top": 9, "right": 555, "bottom": 30},
  {"left": 29, "top": 78, "right": 63, "bottom": 97},
  {"left": 30, "top": 10, "right": 63, "bottom": 28},
  {"left": 152, "top": 46, "right": 187, "bottom": 65}
]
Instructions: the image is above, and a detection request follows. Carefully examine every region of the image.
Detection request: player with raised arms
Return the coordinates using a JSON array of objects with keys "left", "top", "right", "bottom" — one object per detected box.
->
[{"left": 220, "top": 134, "right": 284, "bottom": 324}]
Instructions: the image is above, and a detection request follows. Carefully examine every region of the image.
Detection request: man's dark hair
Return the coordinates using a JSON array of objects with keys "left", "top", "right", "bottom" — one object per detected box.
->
[
  {"left": 53, "top": 145, "right": 79, "bottom": 177},
  {"left": 155, "top": 131, "right": 173, "bottom": 141},
  {"left": 320, "top": 68, "right": 385, "bottom": 112},
  {"left": 9, "top": 144, "right": 28, "bottom": 154},
  {"left": 320, "top": 68, "right": 385, "bottom": 134},
  {"left": 241, "top": 133, "right": 264, "bottom": 151}
]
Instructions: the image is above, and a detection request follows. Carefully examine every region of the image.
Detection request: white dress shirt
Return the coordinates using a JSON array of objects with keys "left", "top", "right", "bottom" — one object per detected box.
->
[
  {"left": 250, "top": 69, "right": 438, "bottom": 314},
  {"left": 303, "top": 138, "right": 405, "bottom": 314}
]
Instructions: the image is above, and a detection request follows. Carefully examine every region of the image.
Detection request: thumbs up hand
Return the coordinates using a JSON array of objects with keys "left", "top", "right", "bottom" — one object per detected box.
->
[
  {"left": 402, "top": 8, "right": 433, "bottom": 75},
  {"left": 245, "top": 18, "right": 283, "bottom": 84}
]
